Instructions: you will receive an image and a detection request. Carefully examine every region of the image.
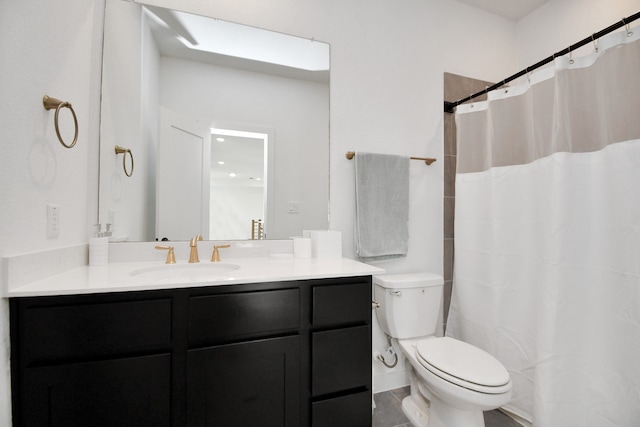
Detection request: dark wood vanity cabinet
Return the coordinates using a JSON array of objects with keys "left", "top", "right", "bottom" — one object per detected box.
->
[
  {"left": 10, "top": 293, "right": 174, "bottom": 427},
  {"left": 10, "top": 276, "right": 372, "bottom": 427},
  {"left": 310, "top": 282, "right": 373, "bottom": 427},
  {"left": 186, "top": 288, "right": 302, "bottom": 427}
]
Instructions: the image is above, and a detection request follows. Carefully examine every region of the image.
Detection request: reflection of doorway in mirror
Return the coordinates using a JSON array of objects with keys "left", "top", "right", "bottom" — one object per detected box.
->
[
  {"left": 157, "top": 109, "right": 211, "bottom": 242},
  {"left": 210, "top": 128, "right": 269, "bottom": 240}
]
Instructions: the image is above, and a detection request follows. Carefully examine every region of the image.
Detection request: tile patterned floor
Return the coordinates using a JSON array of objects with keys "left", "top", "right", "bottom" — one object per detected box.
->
[{"left": 372, "top": 386, "right": 520, "bottom": 427}]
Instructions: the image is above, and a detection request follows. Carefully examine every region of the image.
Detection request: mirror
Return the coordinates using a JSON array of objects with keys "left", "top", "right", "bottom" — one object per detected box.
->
[{"left": 99, "top": 0, "right": 330, "bottom": 242}]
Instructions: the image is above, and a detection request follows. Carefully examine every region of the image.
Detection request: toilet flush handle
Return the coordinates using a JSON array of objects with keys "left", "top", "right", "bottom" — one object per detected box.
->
[{"left": 390, "top": 290, "right": 402, "bottom": 296}]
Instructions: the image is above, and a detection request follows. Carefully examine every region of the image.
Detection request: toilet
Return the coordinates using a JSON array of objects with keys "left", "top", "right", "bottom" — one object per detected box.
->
[{"left": 374, "top": 273, "right": 511, "bottom": 427}]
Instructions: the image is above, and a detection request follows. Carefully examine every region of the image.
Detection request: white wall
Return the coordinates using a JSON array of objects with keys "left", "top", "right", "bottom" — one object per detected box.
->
[
  {"left": 516, "top": 0, "right": 640, "bottom": 68},
  {"left": 0, "top": 1, "right": 103, "bottom": 254}
]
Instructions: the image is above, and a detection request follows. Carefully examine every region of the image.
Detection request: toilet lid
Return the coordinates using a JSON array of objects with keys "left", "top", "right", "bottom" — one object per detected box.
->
[{"left": 416, "top": 337, "right": 510, "bottom": 392}]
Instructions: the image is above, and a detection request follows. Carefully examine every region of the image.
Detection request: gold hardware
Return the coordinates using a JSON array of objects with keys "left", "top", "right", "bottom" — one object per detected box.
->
[
  {"left": 43, "top": 95, "right": 78, "bottom": 149},
  {"left": 251, "top": 219, "right": 264, "bottom": 240},
  {"left": 155, "top": 245, "right": 176, "bottom": 264},
  {"left": 211, "top": 244, "right": 231, "bottom": 262},
  {"left": 189, "top": 235, "right": 203, "bottom": 263},
  {"left": 115, "top": 145, "right": 134, "bottom": 177},
  {"left": 346, "top": 150, "right": 436, "bottom": 166}
]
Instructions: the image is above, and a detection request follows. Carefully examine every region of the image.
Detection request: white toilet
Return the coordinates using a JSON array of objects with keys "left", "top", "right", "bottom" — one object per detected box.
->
[{"left": 374, "top": 273, "right": 512, "bottom": 427}]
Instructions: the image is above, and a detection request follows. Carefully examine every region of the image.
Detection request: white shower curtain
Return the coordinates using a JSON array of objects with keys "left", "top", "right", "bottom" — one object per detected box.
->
[{"left": 447, "top": 27, "right": 640, "bottom": 426}]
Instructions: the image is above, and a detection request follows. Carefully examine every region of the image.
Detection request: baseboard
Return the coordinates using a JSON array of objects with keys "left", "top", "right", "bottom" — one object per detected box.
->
[
  {"left": 499, "top": 407, "right": 532, "bottom": 427},
  {"left": 373, "top": 369, "right": 408, "bottom": 394}
]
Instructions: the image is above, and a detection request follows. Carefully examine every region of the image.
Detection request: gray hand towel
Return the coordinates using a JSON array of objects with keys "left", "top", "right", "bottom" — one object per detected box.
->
[{"left": 355, "top": 152, "right": 410, "bottom": 260}]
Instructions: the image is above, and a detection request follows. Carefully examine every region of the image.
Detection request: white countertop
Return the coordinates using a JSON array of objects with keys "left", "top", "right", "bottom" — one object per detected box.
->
[{"left": 5, "top": 256, "right": 384, "bottom": 297}]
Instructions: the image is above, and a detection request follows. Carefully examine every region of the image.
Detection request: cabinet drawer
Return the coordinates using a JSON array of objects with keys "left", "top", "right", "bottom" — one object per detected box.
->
[
  {"left": 312, "top": 390, "right": 372, "bottom": 427},
  {"left": 188, "top": 288, "right": 299, "bottom": 346},
  {"left": 312, "top": 281, "right": 371, "bottom": 327},
  {"left": 311, "top": 325, "right": 371, "bottom": 396},
  {"left": 19, "top": 298, "right": 172, "bottom": 363}
]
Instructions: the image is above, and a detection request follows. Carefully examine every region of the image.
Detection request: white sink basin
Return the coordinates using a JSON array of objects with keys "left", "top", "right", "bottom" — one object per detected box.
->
[{"left": 130, "top": 263, "right": 240, "bottom": 283}]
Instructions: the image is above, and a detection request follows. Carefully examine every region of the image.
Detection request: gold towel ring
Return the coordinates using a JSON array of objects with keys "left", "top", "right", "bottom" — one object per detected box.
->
[
  {"left": 43, "top": 96, "right": 78, "bottom": 149},
  {"left": 114, "top": 145, "right": 134, "bottom": 177}
]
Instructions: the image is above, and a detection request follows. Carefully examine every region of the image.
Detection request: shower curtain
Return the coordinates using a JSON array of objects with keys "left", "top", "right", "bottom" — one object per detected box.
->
[{"left": 447, "top": 27, "right": 640, "bottom": 426}]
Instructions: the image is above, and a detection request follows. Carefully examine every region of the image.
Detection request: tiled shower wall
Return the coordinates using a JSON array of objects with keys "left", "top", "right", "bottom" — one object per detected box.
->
[{"left": 442, "top": 73, "right": 493, "bottom": 329}]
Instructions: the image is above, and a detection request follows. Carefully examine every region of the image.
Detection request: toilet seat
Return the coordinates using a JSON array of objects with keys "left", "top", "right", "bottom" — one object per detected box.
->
[{"left": 415, "top": 337, "right": 511, "bottom": 394}]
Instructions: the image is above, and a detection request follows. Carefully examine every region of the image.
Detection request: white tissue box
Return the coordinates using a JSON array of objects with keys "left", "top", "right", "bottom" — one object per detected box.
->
[
  {"left": 306, "top": 230, "right": 342, "bottom": 258},
  {"left": 292, "top": 237, "right": 312, "bottom": 258}
]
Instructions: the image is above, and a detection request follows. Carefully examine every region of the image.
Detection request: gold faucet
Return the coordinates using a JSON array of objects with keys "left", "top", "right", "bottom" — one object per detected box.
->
[
  {"left": 189, "top": 235, "right": 203, "bottom": 263},
  {"left": 211, "top": 244, "right": 230, "bottom": 262},
  {"left": 155, "top": 245, "right": 176, "bottom": 264}
]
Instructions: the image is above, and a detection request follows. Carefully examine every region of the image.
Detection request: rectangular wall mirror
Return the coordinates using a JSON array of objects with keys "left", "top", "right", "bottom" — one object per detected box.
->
[{"left": 98, "top": 0, "right": 330, "bottom": 242}]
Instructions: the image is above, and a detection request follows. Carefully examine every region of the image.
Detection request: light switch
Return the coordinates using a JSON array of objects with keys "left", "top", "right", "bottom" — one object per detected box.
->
[{"left": 288, "top": 201, "right": 300, "bottom": 214}]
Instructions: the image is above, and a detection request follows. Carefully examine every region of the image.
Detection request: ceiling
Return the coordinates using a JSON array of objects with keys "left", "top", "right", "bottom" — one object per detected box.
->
[
  {"left": 456, "top": 0, "right": 550, "bottom": 21},
  {"left": 144, "top": 5, "right": 329, "bottom": 83}
]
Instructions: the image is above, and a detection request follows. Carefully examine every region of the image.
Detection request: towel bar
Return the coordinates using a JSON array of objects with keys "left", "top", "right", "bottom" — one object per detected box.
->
[{"left": 346, "top": 151, "right": 436, "bottom": 165}]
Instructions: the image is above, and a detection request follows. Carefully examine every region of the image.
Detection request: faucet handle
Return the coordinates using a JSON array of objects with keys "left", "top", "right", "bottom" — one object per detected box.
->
[
  {"left": 211, "top": 244, "right": 230, "bottom": 262},
  {"left": 155, "top": 245, "right": 176, "bottom": 264}
]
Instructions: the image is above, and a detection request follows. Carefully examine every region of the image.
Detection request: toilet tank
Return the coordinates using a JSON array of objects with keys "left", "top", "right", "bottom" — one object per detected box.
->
[{"left": 374, "top": 273, "right": 444, "bottom": 339}]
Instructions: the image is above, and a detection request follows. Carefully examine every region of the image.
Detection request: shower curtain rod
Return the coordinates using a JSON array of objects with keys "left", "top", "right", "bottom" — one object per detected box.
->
[{"left": 443, "top": 11, "right": 640, "bottom": 113}]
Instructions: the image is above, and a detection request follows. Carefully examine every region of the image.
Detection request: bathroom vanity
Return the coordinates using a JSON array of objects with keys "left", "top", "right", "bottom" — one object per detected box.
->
[{"left": 7, "top": 254, "right": 380, "bottom": 427}]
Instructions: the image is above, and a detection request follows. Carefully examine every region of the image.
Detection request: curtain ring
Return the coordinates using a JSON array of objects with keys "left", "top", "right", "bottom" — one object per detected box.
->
[
  {"left": 114, "top": 145, "right": 134, "bottom": 177},
  {"left": 42, "top": 95, "right": 78, "bottom": 149},
  {"left": 623, "top": 17, "right": 633, "bottom": 37},
  {"left": 592, "top": 34, "right": 599, "bottom": 53},
  {"left": 568, "top": 47, "right": 574, "bottom": 64}
]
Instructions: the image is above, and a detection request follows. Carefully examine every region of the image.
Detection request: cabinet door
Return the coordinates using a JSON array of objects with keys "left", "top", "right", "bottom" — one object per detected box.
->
[
  {"left": 187, "top": 336, "right": 300, "bottom": 427},
  {"left": 312, "top": 325, "right": 371, "bottom": 397},
  {"left": 20, "top": 354, "right": 171, "bottom": 427}
]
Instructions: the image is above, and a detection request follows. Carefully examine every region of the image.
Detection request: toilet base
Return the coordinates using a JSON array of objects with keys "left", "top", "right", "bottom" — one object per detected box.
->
[
  {"left": 402, "top": 387, "right": 487, "bottom": 427},
  {"left": 401, "top": 395, "right": 429, "bottom": 427},
  {"left": 427, "top": 393, "right": 486, "bottom": 427}
]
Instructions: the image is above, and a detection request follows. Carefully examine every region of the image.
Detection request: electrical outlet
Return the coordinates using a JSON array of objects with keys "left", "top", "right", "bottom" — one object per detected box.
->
[{"left": 47, "top": 204, "right": 59, "bottom": 238}]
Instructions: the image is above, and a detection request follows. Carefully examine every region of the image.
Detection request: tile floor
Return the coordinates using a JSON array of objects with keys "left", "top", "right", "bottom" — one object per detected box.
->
[{"left": 372, "top": 386, "right": 520, "bottom": 427}]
